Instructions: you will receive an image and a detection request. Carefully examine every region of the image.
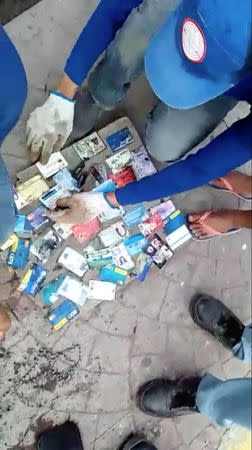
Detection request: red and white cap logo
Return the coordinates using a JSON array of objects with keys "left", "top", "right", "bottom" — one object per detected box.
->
[{"left": 182, "top": 18, "right": 206, "bottom": 63}]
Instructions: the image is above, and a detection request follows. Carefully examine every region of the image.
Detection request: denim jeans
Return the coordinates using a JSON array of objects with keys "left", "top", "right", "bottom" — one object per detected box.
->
[
  {"left": 196, "top": 325, "right": 252, "bottom": 430},
  {"left": 87, "top": 0, "right": 238, "bottom": 162}
]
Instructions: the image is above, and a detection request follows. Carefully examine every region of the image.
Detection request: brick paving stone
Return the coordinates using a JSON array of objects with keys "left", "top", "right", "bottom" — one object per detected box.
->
[
  {"left": 133, "top": 316, "right": 167, "bottom": 356},
  {"left": 222, "top": 286, "right": 251, "bottom": 323},
  {"left": 87, "top": 333, "right": 131, "bottom": 373},
  {"left": 154, "top": 419, "right": 182, "bottom": 450},
  {"left": 188, "top": 424, "right": 223, "bottom": 450},
  {"left": 222, "top": 356, "right": 251, "bottom": 379},
  {"left": 185, "top": 240, "right": 210, "bottom": 257},
  {"left": 94, "top": 412, "right": 134, "bottom": 450},
  {"left": 54, "top": 320, "right": 99, "bottom": 370},
  {"left": 52, "top": 371, "right": 95, "bottom": 413},
  {"left": 0, "top": 266, "right": 14, "bottom": 285},
  {"left": 192, "top": 329, "right": 220, "bottom": 371},
  {"left": 166, "top": 326, "right": 197, "bottom": 377},
  {"left": 216, "top": 258, "right": 245, "bottom": 289},
  {"left": 174, "top": 414, "right": 211, "bottom": 446},
  {"left": 209, "top": 229, "right": 251, "bottom": 260},
  {"left": 88, "top": 302, "right": 138, "bottom": 337},
  {"left": 159, "top": 282, "right": 198, "bottom": 327},
  {"left": 121, "top": 269, "right": 168, "bottom": 319},
  {"left": 86, "top": 373, "right": 130, "bottom": 413},
  {"left": 0, "top": 282, "right": 12, "bottom": 301}
]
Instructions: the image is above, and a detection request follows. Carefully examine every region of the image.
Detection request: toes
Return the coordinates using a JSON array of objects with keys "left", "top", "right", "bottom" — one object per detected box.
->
[{"left": 188, "top": 214, "right": 201, "bottom": 222}]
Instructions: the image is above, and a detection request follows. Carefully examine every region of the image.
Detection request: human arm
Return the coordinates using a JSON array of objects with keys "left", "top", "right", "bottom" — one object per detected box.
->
[
  {"left": 115, "top": 113, "right": 252, "bottom": 205},
  {"left": 26, "top": 0, "right": 142, "bottom": 163}
]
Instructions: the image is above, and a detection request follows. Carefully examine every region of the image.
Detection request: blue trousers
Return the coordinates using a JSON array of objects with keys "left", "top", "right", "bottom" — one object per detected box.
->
[
  {"left": 196, "top": 325, "right": 252, "bottom": 430},
  {"left": 0, "top": 27, "right": 27, "bottom": 244}
]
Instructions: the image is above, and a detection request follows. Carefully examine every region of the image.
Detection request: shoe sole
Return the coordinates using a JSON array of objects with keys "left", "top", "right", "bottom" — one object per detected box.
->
[{"left": 120, "top": 436, "right": 157, "bottom": 450}]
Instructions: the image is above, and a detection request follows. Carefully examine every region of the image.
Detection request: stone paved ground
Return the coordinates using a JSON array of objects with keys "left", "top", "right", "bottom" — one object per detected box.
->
[{"left": 1, "top": 1, "right": 251, "bottom": 449}]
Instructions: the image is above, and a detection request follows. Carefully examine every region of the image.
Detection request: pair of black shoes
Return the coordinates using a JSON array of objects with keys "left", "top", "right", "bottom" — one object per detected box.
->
[{"left": 123, "top": 294, "right": 245, "bottom": 450}]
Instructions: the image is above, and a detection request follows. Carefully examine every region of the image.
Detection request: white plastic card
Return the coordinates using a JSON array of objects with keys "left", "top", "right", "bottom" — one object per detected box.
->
[
  {"left": 36, "top": 152, "right": 68, "bottom": 179},
  {"left": 58, "top": 247, "right": 88, "bottom": 277},
  {"left": 88, "top": 280, "right": 116, "bottom": 301}
]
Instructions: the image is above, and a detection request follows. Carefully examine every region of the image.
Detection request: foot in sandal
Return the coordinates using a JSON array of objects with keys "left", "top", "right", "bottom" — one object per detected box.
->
[
  {"left": 188, "top": 210, "right": 239, "bottom": 240},
  {"left": 210, "top": 171, "right": 252, "bottom": 200}
]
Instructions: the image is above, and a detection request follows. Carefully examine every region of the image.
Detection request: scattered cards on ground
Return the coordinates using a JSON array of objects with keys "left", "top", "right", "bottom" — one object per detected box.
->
[
  {"left": 106, "top": 127, "right": 134, "bottom": 153},
  {"left": 30, "top": 230, "right": 62, "bottom": 263},
  {"left": 99, "top": 221, "right": 128, "bottom": 247},
  {"left": 7, "top": 237, "right": 31, "bottom": 269},
  {"left": 112, "top": 243, "right": 134, "bottom": 270},
  {"left": 73, "top": 132, "right": 105, "bottom": 160},
  {"left": 40, "top": 185, "right": 71, "bottom": 210},
  {"left": 27, "top": 206, "right": 50, "bottom": 233},
  {"left": 41, "top": 273, "right": 66, "bottom": 306},
  {"left": 57, "top": 275, "right": 89, "bottom": 306},
  {"left": 15, "top": 175, "right": 49, "bottom": 209},
  {"left": 86, "top": 248, "right": 113, "bottom": 269},
  {"left": 47, "top": 300, "right": 79, "bottom": 331},
  {"left": 99, "top": 264, "right": 128, "bottom": 286},
  {"left": 72, "top": 217, "right": 100, "bottom": 244},
  {"left": 132, "top": 146, "right": 156, "bottom": 180},
  {"left": 106, "top": 149, "right": 133, "bottom": 174},
  {"left": 139, "top": 213, "right": 164, "bottom": 238}
]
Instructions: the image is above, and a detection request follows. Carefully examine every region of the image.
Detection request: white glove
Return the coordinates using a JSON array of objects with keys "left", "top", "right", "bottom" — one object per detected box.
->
[
  {"left": 47, "top": 192, "right": 119, "bottom": 225},
  {"left": 26, "top": 92, "right": 75, "bottom": 164}
]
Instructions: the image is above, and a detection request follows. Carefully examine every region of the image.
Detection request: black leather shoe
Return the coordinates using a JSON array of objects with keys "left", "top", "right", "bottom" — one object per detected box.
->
[
  {"left": 120, "top": 436, "right": 157, "bottom": 450},
  {"left": 190, "top": 294, "right": 244, "bottom": 352},
  {"left": 137, "top": 377, "right": 201, "bottom": 418}
]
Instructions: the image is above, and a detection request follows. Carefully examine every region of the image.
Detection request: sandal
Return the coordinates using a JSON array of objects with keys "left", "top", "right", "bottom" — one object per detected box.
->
[
  {"left": 209, "top": 176, "right": 252, "bottom": 201},
  {"left": 189, "top": 211, "right": 240, "bottom": 241}
]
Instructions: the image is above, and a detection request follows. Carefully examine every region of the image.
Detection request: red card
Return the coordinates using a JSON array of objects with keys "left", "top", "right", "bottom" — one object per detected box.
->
[
  {"left": 139, "top": 213, "right": 164, "bottom": 238},
  {"left": 72, "top": 217, "right": 100, "bottom": 243},
  {"left": 109, "top": 167, "right": 136, "bottom": 188}
]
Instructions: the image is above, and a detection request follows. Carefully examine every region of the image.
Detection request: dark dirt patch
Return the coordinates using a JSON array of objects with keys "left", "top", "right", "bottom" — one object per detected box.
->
[{"left": 0, "top": 0, "right": 42, "bottom": 25}]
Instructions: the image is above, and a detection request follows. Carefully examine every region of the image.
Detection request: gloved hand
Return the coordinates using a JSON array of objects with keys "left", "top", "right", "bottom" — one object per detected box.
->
[
  {"left": 26, "top": 91, "right": 75, "bottom": 164},
  {"left": 47, "top": 192, "right": 119, "bottom": 225}
]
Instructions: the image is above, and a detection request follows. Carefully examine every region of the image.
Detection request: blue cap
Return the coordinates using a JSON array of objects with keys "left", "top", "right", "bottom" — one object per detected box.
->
[{"left": 145, "top": 0, "right": 251, "bottom": 109}]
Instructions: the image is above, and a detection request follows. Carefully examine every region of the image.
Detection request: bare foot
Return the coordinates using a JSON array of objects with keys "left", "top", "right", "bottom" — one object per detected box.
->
[
  {"left": 188, "top": 210, "right": 236, "bottom": 239},
  {"left": 211, "top": 171, "right": 252, "bottom": 197}
]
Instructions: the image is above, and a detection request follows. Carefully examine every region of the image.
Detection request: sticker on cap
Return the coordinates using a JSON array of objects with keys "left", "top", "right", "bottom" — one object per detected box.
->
[{"left": 182, "top": 18, "right": 206, "bottom": 63}]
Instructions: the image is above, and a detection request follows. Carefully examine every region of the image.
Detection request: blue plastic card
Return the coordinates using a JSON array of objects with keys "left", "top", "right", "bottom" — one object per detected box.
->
[
  {"left": 19, "top": 264, "right": 47, "bottom": 296},
  {"left": 14, "top": 215, "right": 33, "bottom": 237},
  {"left": 164, "top": 209, "right": 186, "bottom": 234},
  {"left": 124, "top": 233, "right": 147, "bottom": 256},
  {"left": 123, "top": 204, "right": 148, "bottom": 229},
  {"left": 41, "top": 273, "right": 66, "bottom": 306},
  {"left": 99, "top": 264, "right": 128, "bottom": 286},
  {"left": 7, "top": 238, "right": 31, "bottom": 269},
  {"left": 53, "top": 168, "right": 79, "bottom": 192},
  {"left": 47, "top": 300, "right": 80, "bottom": 331},
  {"left": 135, "top": 253, "right": 152, "bottom": 282},
  {"left": 106, "top": 127, "right": 134, "bottom": 153},
  {"left": 27, "top": 206, "right": 50, "bottom": 232}
]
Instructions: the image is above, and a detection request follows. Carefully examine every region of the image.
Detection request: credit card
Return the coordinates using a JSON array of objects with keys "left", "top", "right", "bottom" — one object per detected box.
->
[
  {"left": 7, "top": 238, "right": 31, "bottom": 269},
  {"left": 139, "top": 213, "right": 164, "bottom": 238},
  {"left": 40, "top": 185, "right": 71, "bottom": 210},
  {"left": 88, "top": 280, "right": 116, "bottom": 301},
  {"left": 99, "top": 264, "right": 128, "bottom": 286},
  {"left": 106, "top": 127, "right": 134, "bottom": 153},
  {"left": 18, "top": 264, "right": 47, "bottom": 296},
  {"left": 27, "top": 206, "right": 50, "bottom": 232},
  {"left": 36, "top": 152, "right": 68, "bottom": 179},
  {"left": 47, "top": 300, "right": 80, "bottom": 331},
  {"left": 58, "top": 247, "right": 88, "bottom": 277}
]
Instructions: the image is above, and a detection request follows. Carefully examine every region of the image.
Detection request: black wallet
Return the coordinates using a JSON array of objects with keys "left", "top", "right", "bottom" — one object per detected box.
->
[{"left": 37, "top": 421, "right": 84, "bottom": 450}]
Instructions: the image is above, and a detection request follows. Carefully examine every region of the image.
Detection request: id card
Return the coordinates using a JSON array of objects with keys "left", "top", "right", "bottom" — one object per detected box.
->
[
  {"left": 58, "top": 247, "right": 88, "bottom": 277},
  {"left": 88, "top": 280, "right": 116, "bottom": 301},
  {"left": 132, "top": 146, "right": 156, "bottom": 180},
  {"left": 86, "top": 248, "right": 113, "bottom": 269},
  {"left": 27, "top": 206, "right": 50, "bottom": 232},
  {"left": 41, "top": 273, "right": 66, "bottom": 306},
  {"left": 14, "top": 215, "right": 33, "bottom": 238},
  {"left": 53, "top": 223, "right": 73, "bottom": 240},
  {"left": 57, "top": 275, "right": 89, "bottom": 306},
  {"left": 166, "top": 225, "right": 191, "bottom": 251},
  {"left": 30, "top": 230, "right": 62, "bottom": 263},
  {"left": 150, "top": 200, "right": 176, "bottom": 220},
  {"left": 143, "top": 235, "right": 173, "bottom": 268},
  {"left": 99, "top": 264, "right": 128, "bottom": 286},
  {"left": 139, "top": 213, "right": 164, "bottom": 238},
  {"left": 72, "top": 217, "right": 100, "bottom": 244},
  {"left": 7, "top": 238, "right": 31, "bottom": 269},
  {"left": 124, "top": 233, "right": 147, "bottom": 256},
  {"left": 123, "top": 204, "right": 148, "bottom": 229},
  {"left": 134, "top": 252, "right": 152, "bottom": 282},
  {"left": 53, "top": 168, "right": 78, "bottom": 192},
  {"left": 48, "top": 300, "right": 79, "bottom": 331},
  {"left": 18, "top": 264, "right": 47, "bottom": 296},
  {"left": 112, "top": 243, "right": 134, "bottom": 270},
  {"left": 106, "top": 127, "right": 134, "bottom": 153},
  {"left": 99, "top": 221, "right": 128, "bottom": 247},
  {"left": 40, "top": 185, "right": 71, "bottom": 210},
  {"left": 73, "top": 132, "right": 106, "bottom": 160},
  {"left": 106, "top": 149, "right": 133, "bottom": 174},
  {"left": 36, "top": 152, "right": 68, "bottom": 179},
  {"left": 15, "top": 175, "right": 49, "bottom": 209}
]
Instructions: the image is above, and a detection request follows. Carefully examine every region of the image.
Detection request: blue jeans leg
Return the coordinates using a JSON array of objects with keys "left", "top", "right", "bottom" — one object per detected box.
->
[
  {"left": 196, "top": 373, "right": 252, "bottom": 430},
  {"left": 88, "top": 0, "right": 182, "bottom": 109},
  {"left": 145, "top": 96, "right": 238, "bottom": 162},
  {"left": 0, "top": 153, "right": 17, "bottom": 245},
  {"left": 233, "top": 325, "right": 252, "bottom": 362}
]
